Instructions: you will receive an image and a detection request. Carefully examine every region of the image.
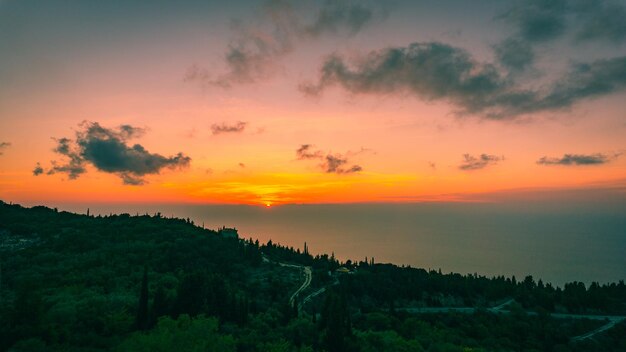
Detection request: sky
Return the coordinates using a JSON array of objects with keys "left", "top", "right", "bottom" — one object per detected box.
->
[{"left": 1, "top": 0, "right": 625, "bottom": 206}]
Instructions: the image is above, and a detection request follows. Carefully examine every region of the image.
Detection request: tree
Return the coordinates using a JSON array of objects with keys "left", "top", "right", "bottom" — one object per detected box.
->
[
  {"left": 135, "top": 266, "right": 150, "bottom": 330},
  {"left": 320, "top": 292, "right": 353, "bottom": 352}
]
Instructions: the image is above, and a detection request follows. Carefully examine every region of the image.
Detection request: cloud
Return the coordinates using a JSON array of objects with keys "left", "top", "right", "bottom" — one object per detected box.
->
[
  {"left": 35, "top": 122, "right": 191, "bottom": 185},
  {"left": 303, "top": 1, "right": 376, "bottom": 37},
  {"left": 211, "top": 121, "right": 247, "bottom": 135},
  {"left": 539, "top": 57, "right": 626, "bottom": 111},
  {"left": 295, "top": 144, "right": 363, "bottom": 174},
  {"left": 494, "top": 37, "right": 535, "bottom": 72},
  {"left": 324, "top": 154, "right": 362, "bottom": 174},
  {"left": 32, "top": 163, "right": 44, "bottom": 176},
  {"left": 296, "top": 144, "right": 323, "bottom": 159},
  {"left": 301, "top": 42, "right": 506, "bottom": 112},
  {"left": 491, "top": 0, "right": 626, "bottom": 79},
  {"left": 186, "top": 0, "right": 383, "bottom": 88},
  {"left": 536, "top": 153, "right": 618, "bottom": 165},
  {"left": 0, "top": 141, "right": 10, "bottom": 155},
  {"left": 498, "top": 0, "right": 567, "bottom": 43},
  {"left": 302, "top": 41, "right": 626, "bottom": 119},
  {"left": 498, "top": 0, "right": 626, "bottom": 44},
  {"left": 574, "top": 1, "right": 626, "bottom": 43},
  {"left": 239, "top": 162, "right": 246, "bottom": 168},
  {"left": 459, "top": 154, "right": 503, "bottom": 171}
]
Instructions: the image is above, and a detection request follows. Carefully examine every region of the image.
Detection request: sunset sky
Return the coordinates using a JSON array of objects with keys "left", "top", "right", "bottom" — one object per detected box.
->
[{"left": 1, "top": 0, "right": 625, "bottom": 206}]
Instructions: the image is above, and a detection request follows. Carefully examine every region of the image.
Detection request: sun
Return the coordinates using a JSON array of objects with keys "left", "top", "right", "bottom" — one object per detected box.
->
[{"left": 265, "top": 202, "right": 271, "bottom": 207}]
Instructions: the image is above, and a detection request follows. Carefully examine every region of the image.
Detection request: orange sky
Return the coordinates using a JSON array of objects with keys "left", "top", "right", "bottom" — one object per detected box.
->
[{"left": 1, "top": 1, "right": 625, "bottom": 206}]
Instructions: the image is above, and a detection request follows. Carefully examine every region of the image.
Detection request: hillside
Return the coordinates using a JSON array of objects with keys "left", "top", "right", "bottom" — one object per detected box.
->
[{"left": 1, "top": 201, "right": 625, "bottom": 351}]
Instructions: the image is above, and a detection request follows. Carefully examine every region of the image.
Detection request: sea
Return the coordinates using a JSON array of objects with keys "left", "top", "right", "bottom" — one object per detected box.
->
[{"left": 50, "top": 201, "right": 626, "bottom": 287}]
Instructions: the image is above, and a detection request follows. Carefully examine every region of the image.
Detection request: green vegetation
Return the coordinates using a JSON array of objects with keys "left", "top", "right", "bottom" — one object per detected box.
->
[{"left": 1, "top": 201, "right": 625, "bottom": 351}]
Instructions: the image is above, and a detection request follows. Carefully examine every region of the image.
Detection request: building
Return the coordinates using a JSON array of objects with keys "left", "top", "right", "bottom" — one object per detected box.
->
[{"left": 218, "top": 226, "right": 239, "bottom": 239}]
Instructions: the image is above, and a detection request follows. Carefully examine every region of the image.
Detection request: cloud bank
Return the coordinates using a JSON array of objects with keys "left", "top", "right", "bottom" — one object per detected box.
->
[{"left": 35, "top": 122, "right": 191, "bottom": 185}]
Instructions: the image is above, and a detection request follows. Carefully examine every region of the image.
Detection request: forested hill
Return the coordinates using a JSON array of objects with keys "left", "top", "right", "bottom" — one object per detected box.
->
[{"left": 1, "top": 201, "right": 625, "bottom": 352}]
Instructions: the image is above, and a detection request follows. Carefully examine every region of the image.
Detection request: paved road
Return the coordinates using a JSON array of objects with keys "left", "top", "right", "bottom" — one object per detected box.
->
[
  {"left": 571, "top": 316, "right": 625, "bottom": 341},
  {"left": 398, "top": 300, "right": 626, "bottom": 341},
  {"left": 261, "top": 254, "right": 312, "bottom": 306},
  {"left": 286, "top": 265, "right": 311, "bottom": 306},
  {"left": 261, "top": 257, "right": 626, "bottom": 340},
  {"left": 298, "top": 278, "right": 340, "bottom": 310}
]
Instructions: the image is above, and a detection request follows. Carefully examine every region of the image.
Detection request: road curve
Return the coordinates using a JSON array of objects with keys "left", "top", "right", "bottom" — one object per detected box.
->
[
  {"left": 261, "top": 254, "right": 312, "bottom": 306},
  {"left": 397, "top": 300, "right": 626, "bottom": 342}
]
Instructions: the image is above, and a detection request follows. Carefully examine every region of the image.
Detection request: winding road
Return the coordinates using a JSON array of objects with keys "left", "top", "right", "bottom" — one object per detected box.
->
[
  {"left": 398, "top": 299, "right": 626, "bottom": 341},
  {"left": 261, "top": 254, "right": 312, "bottom": 306},
  {"left": 261, "top": 255, "right": 625, "bottom": 341}
]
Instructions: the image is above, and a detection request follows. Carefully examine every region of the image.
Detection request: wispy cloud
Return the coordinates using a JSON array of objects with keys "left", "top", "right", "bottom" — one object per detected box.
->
[
  {"left": 459, "top": 154, "right": 503, "bottom": 171},
  {"left": 185, "top": 0, "right": 385, "bottom": 88},
  {"left": 303, "top": 1, "right": 377, "bottom": 38},
  {"left": 211, "top": 121, "right": 247, "bottom": 135},
  {"left": 493, "top": 37, "right": 535, "bottom": 72},
  {"left": 536, "top": 153, "right": 620, "bottom": 166},
  {"left": 492, "top": 0, "right": 626, "bottom": 74},
  {"left": 296, "top": 144, "right": 323, "bottom": 160},
  {"left": 324, "top": 154, "right": 362, "bottom": 174},
  {"left": 35, "top": 122, "right": 191, "bottom": 185},
  {"left": 295, "top": 144, "right": 363, "bottom": 174},
  {"left": 0, "top": 141, "right": 10, "bottom": 155},
  {"left": 32, "top": 162, "right": 44, "bottom": 176},
  {"left": 498, "top": 0, "right": 626, "bottom": 44}
]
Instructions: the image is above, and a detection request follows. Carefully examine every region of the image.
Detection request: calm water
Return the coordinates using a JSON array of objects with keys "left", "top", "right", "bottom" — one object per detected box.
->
[{"left": 53, "top": 202, "right": 626, "bottom": 287}]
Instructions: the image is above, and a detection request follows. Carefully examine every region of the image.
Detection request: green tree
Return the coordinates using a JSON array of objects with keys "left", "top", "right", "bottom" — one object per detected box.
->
[{"left": 135, "top": 266, "right": 149, "bottom": 330}]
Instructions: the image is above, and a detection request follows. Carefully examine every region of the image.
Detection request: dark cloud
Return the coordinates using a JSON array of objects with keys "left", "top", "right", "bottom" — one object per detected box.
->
[
  {"left": 238, "top": 162, "right": 246, "bottom": 168},
  {"left": 301, "top": 42, "right": 506, "bottom": 112},
  {"left": 0, "top": 141, "right": 10, "bottom": 155},
  {"left": 324, "top": 154, "right": 362, "bottom": 174},
  {"left": 304, "top": 1, "right": 376, "bottom": 37},
  {"left": 536, "top": 153, "right": 617, "bottom": 165},
  {"left": 302, "top": 41, "right": 626, "bottom": 119},
  {"left": 35, "top": 122, "right": 191, "bottom": 185},
  {"left": 498, "top": 0, "right": 567, "bottom": 43},
  {"left": 296, "top": 144, "right": 323, "bottom": 159},
  {"left": 32, "top": 163, "right": 44, "bottom": 176},
  {"left": 536, "top": 56, "right": 626, "bottom": 112},
  {"left": 492, "top": 0, "right": 626, "bottom": 80},
  {"left": 459, "top": 154, "right": 503, "bottom": 171},
  {"left": 499, "top": 0, "right": 626, "bottom": 44},
  {"left": 211, "top": 121, "right": 247, "bottom": 135},
  {"left": 295, "top": 144, "right": 363, "bottom": 174},
  {"left": 186, "top": 0, "right": 383, "bottom": 88},
  {"left": 574, "top": 1, "right": 626, "bottom": 43},
  {"left": 494, "top": 37, "right": 535, "bottom": 72}
]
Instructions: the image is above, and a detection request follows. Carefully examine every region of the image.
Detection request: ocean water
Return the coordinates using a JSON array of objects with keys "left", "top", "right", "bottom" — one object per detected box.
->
[{"left": 55, "top": 202, "right": 626, "bottom": 287}]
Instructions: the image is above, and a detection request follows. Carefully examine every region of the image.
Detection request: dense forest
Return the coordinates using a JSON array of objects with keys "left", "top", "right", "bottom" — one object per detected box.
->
[{"left": 1, "top": 200, "right": 625, "bottom": 351}]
